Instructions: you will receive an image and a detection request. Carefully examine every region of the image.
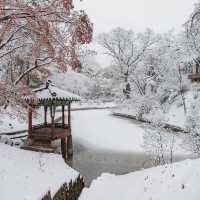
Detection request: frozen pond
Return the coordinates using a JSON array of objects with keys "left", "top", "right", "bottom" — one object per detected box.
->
[
  {"left": 66, "top": 110, "right": 192, "bottom": 186},
  {"left": 68, "top": 141, "right": 149, "bottom": 186}
]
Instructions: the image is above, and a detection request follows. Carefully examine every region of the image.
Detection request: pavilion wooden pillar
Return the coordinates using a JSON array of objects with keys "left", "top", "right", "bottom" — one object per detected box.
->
[
  {"left": 62, "top": 105, "right": 65, "bottom": 127},
  {"left": 61, "top": 138, "right": 67, "bottom": 161},
  {"left": 68, "top": 102, "right": 71, "bottom": 129},
  {"left": 67, "top": 102, "right": 73, "bottom": 159},
  {"left": 61, "top": 105, "right": 67, "bottom": 160},
  {"left": 196, "top": 63, "right": 199, "bottom": 74},
  {"left": 28, "top": 107, "right": 33, "bottom": 137},
  {"left": 44, "top": 106, "right": 47, "bottom": 126},
  {"left": 50, "top": 105, "right": 55, "bottom": 138}
]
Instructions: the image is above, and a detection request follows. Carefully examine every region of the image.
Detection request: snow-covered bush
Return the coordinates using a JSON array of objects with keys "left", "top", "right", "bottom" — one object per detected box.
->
[
  {"left": 143, "top": 124, "right": 175, "bottom": 166},
  {"left": 89, "top": 77, "right": 114, "bottom": 101}
]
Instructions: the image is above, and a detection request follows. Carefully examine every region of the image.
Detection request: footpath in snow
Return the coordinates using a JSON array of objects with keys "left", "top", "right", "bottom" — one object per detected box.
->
[{"left": 80, "top": 158, "right": 200, "bottom": 200}]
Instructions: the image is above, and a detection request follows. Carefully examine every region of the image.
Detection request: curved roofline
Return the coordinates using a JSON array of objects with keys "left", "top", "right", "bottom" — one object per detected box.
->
[{"left": 25, "top": 81, "right": 81, "bottom": 106}]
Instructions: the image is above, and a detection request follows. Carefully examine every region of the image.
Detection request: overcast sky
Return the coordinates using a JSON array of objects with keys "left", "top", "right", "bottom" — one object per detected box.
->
[
  {"left": 75, "top": 0, "right": 197, "bottom": 34},
  {"left": 74, "top": 0, "right": 198, "bottom": 66}
]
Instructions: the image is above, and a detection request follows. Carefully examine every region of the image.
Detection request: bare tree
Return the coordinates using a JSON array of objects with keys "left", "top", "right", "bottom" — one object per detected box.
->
[
  {"left": 186, "top": 2, "right": 200, "bottom": 58},
  {"left": 143, "top": 125, "right": 175, "bottom": 167},
  {"left": 97, "top": 27, "right": 158, "bottom": 98}
]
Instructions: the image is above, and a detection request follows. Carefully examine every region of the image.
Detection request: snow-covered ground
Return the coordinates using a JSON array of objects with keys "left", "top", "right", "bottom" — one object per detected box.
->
[
  {"left": 0, "top": 143, "right": 79, "bottom": 200},
  {"left": 80, "top": 157, "right": 200, "bottom": 200}
]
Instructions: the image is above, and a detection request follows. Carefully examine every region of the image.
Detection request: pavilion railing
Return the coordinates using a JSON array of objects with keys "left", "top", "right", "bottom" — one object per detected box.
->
[{"left": 32, "top": 123, "right": 69, "bottom": 130}]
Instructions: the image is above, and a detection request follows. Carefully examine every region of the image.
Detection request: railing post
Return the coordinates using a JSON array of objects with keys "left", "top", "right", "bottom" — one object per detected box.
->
[{"left": 28, "top": 107, "right": 32, "bottom": 137}]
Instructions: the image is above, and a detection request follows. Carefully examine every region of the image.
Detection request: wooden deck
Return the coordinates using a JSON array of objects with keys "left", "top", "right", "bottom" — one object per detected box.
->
[
  {"left": 31, "top": 127, "right": 70, "bottom": 140},
  {"left": 21, "top": 123, "right": 71, "bottom": 154},
  {"left": 29, "top": 123, "right": 70, "bottom": 141}
]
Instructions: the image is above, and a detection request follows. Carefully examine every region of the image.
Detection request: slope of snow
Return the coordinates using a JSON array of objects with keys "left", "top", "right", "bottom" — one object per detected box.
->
[
  {"left": 0, "top": 143, "right": 79, "bottom": 200},
  {"left": 80, "top": 158, "right": 200, "bottom": 200}
]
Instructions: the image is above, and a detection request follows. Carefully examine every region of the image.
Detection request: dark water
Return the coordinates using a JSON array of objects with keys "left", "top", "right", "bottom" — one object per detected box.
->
[{"left": 67, "top": 141, "right": 148, "bottom": 186}]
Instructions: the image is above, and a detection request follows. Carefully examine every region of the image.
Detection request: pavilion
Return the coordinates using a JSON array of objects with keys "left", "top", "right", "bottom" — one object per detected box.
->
[{"left": 21, "top": 80, "right": 80, "bottom": 160}]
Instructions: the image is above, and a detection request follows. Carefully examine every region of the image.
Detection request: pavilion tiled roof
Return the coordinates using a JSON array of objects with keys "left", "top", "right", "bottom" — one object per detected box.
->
[{"left": 25, "top": 80, "right": 80, "bottom": 106}]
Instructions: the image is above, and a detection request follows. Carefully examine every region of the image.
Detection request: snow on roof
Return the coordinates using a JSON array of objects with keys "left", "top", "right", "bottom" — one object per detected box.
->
[
  {"left": 25, "top": 81, "right": 81, "bottom": 104},
  {"left": 80, "top": 158, "right": 200, "bottom": 200},
  {"left": 34, "top": 83, "right": 80, "bottom": 100},
  {"left": 0, "top": 143, "right": 79, "bottom": 200}
]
